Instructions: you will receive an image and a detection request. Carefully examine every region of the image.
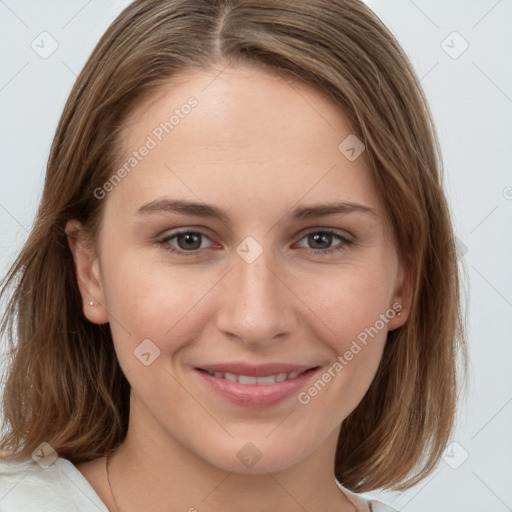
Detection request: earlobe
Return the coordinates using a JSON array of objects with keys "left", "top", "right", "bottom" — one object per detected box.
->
[
  {"left": 388, "top": 263, "right": 413, "bottom": 330},
  {"left": 65, "top": 220, "right": 109, "bottom": 325}
]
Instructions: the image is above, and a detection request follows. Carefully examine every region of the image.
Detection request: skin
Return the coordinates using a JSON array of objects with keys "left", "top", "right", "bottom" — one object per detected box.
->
[{"left": 67, "top": 63, "right": 411, "bottom": 512}]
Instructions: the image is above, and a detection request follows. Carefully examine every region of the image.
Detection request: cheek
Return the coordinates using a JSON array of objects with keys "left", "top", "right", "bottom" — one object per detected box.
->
[
  {"left": 100, "top": 248, "right": 215, "bottom": 361},
  {"left": 293, "top": 263, "right": 395, "bottom": 409},
  {"left": 299, "top": 262, "right": 396, "bottom": 345},
  {"left": 101, "top": 259, "right": 209, "bottom": 414}
]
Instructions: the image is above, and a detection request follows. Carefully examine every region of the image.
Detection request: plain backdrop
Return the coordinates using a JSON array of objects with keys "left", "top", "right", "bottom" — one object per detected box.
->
[{"left": 0, "top": 1, "right": 511, "bottom": 511}]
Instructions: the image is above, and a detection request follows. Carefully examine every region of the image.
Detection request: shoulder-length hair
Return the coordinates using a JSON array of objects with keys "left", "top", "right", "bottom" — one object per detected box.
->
[{"left": 0, "top": 0, "right": 465, "bottom": 492}]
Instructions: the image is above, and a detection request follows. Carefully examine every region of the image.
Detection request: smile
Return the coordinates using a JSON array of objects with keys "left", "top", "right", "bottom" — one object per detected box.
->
[
  {"left": 195, "top": 364, "right": 320, "bottom": 407},
  {"left": 202, "top": 369, "right": 307, "bottom": 384}
]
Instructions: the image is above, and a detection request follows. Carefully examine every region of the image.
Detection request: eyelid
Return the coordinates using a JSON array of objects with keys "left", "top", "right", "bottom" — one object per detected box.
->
[
  {"left": 293, "top": 228, "right": 354, "bottom": 250},
  {"left": 159, "top": 227, "right": 210, "bottom": 240},
  {"left": 158, "top": 228, "right": 217, "bottom": 248},
  {"left": 293, "top": 226, "right": 355, "bottom": 245}
]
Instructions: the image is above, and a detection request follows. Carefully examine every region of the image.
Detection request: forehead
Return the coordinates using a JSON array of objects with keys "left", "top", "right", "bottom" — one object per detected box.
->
[
  {"left": 106, "top": 64, "right": 380, "bottom": 219},
  {"left": 126, "top": 65, "right": 351, "bottom": 141}
]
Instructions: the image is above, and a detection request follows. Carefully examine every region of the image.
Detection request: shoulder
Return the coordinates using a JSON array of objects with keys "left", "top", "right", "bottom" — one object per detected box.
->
[
  {"left": 0, "top": 453, "right": 108, "bottom": 511},
  {"left": 336, "top": 479, "right": 400, "bottom": 512},
  {"left": 367, "top": 500, "right": 401, "bottom": 512}
]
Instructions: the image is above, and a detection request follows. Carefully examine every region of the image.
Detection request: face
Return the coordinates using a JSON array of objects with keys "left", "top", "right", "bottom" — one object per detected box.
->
[{"left": 68, "top": 64, "right": 409, "bottom": 475}]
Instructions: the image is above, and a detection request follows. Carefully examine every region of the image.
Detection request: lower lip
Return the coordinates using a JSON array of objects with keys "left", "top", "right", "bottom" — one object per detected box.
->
[{"left": 195, "top": 368, "right": 319, "bottom": 407}]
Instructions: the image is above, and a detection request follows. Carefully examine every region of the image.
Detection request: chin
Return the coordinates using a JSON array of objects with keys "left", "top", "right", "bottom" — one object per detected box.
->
[{"left": 194, "top": 433, "right": 318, "bottom": 476}]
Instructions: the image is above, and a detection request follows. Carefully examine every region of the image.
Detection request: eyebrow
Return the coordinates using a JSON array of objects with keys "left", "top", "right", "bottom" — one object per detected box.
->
[
  {"left": 137, "top": 198, "right": 230, "bottom": 223},
  {"left": 136, "top": 198, "right": 377, "bottom": 222},
  {"left": 291, "top": 201, "right": 377, "bottom": 219}
]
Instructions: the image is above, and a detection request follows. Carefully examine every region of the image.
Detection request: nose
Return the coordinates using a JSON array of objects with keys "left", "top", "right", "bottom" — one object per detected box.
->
[{"left": 214, "top": 244, "right": 297, "bottom": 347}]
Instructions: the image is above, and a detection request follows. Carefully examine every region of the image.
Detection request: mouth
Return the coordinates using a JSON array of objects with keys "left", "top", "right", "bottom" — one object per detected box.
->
[
  {"left": 194, "top": 363, "right": 320, "bottom": 407},
  {"left": 199, "top": 368, "right": 311, "bottom": 384}
]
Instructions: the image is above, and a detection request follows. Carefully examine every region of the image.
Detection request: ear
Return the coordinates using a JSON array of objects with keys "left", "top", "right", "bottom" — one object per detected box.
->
[
  {"left": 387, "top": 261, "right": 413, "bottom": 331},
  {"left": 65, "top": 219, "right": 109, "bottom": 325}
]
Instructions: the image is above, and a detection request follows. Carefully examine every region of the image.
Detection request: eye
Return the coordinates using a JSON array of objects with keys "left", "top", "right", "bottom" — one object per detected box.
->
[
  {"left": 294, "top": 229, "right": 354, "bottom": 254},
  {"left": 156, "top": 228, "right": 354, "bottom": 257},
  {"left": 157, "top": 230, "right": 214, "bottom": 256}
]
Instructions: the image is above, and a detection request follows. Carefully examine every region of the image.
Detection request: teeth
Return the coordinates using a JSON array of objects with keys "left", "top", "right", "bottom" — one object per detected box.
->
[
  {"left": 238, "top": 375, "right": 258, "bottom": 385},
  {"left": 257, "top": 375, "right": 277, "bottom": 385},
  {"left": 205, "top": 369, "right": 307, "bottom": 384}
]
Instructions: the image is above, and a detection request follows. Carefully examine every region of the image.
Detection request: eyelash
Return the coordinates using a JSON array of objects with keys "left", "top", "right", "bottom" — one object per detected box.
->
[{"left": 156, "top": 229, "right": 354, "bottom": 257}]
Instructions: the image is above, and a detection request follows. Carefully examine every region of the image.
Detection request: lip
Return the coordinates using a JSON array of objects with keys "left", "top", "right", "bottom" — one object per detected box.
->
[{"left": 195, "top": 363, "right": 320, "bottom": 407}]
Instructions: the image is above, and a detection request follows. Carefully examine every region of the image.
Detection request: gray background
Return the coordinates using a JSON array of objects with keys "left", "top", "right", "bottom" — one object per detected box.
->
[{"left": 1, "top": 1, "right": 511, "bottom": 510}]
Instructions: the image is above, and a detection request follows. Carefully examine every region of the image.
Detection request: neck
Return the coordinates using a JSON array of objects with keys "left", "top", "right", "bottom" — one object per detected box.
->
[{"left": 106, "top": 397, "right": 356, "bottom": 512}]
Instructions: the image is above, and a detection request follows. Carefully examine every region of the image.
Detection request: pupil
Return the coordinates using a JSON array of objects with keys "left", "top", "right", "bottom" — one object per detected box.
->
[
  {"left": 178, "top": 233, "right": 201, "bottom": 250},
  {"left": 309, "top": 233, "right": 331, "bottom": 249}
]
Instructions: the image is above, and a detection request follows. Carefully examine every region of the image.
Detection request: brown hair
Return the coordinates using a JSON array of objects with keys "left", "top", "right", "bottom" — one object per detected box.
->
[{"left": 0, "top": 0, "right": 466, "bottom": 492}]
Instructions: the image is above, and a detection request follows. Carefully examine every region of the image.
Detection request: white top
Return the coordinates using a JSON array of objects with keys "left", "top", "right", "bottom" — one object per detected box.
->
[{"left": 0, "top": 455, "right": 398, "bottom": 511}]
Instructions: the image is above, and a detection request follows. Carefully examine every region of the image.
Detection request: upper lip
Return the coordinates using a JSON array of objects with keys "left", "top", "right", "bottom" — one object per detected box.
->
[{"left": 197, "top": 363, "right": 318, "bottom": 377}]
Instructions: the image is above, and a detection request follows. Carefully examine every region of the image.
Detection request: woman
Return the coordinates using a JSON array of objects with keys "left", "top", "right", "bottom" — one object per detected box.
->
[{"left": 0, "top": 1, "right": 465, "bottom": 510}]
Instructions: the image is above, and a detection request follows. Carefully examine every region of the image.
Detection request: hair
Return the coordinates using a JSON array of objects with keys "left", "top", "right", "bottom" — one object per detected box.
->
[{"left": 0, "top": 0, "right": 466, "bottom": 492}]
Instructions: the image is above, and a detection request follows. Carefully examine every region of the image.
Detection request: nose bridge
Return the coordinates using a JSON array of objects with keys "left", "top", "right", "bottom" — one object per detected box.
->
[
  {"left": 237, "top": 247, "right": 277, "bottom": 301},
  {"left": 215, "top": 240, "right": 293, "bottom": 344}
]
